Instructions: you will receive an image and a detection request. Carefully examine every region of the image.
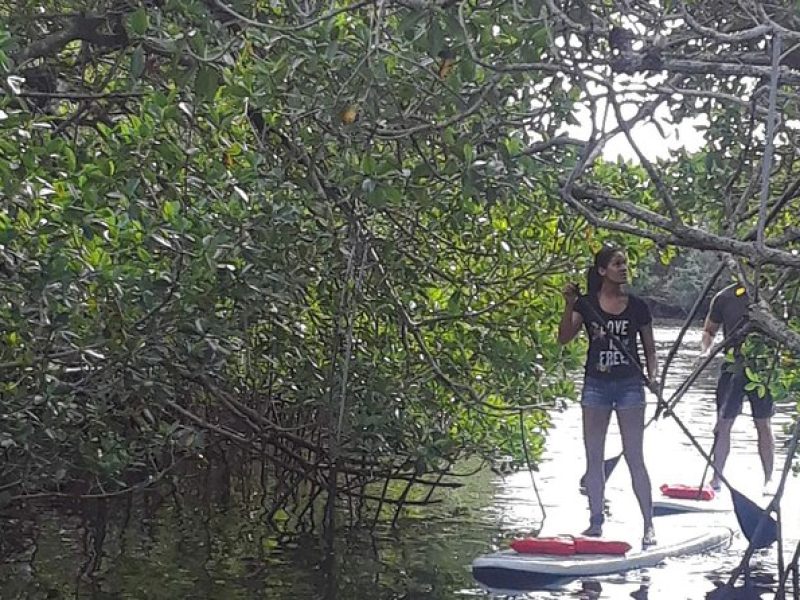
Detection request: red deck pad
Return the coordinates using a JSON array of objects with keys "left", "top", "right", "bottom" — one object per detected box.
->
[
  {"left": 511, "top": 536, "right": 631, "bottom": 556},
  {"left": 660, "top": 483, "right": 715, "bottom": 501}
]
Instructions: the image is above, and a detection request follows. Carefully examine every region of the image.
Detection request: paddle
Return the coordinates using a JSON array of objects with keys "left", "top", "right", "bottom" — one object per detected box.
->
[
  {"left": 574, "top": 295, "right": 778, "bottom": 549},
  {"left": 664, "top": 414, "right": 777, "bottom": 550}
]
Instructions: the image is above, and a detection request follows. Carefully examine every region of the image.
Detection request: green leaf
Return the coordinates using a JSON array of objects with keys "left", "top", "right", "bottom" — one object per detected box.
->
[
  {"left": 64, "top": 146, "right": 76, "bottom": 172},
  {"left": 427, "top": 20, "right": 443, "bottom": 58},
  {"left": 325, "top": 40, "right": 339, "bottom": 61},
  {"left": 383, "top": 186, "right": 402, "bottom": 205},
  {"left": 530, "top": 26, "right": 548, "bottom": 51},
  {"left": 195, "top": 66, "right": 220, "bottom": 101},
  {"left": 162, "top": 200, "right": 180, "bottom": 221},
  {"left": 362, "top": 154, "right": 376, "bottom": 175},
  {"left": 460, "top": 58, "right": 475, "bottom": 81},
  {"left": 399, "top": 11, "right": 424, "bottom": 40},
  {"left": 129, "top": 8, "right": 149, "bottom": 35},
  {"left": 745, "top": 366, "right": 761, "bottom": 383},
  {"left": 130, "top": 46, "right": 145, "bottom": 79}
]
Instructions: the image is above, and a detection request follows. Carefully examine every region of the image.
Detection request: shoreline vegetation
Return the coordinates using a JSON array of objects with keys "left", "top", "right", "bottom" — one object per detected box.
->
[{"left": 642, "top": 297, "right": 708, "bottom": 321}]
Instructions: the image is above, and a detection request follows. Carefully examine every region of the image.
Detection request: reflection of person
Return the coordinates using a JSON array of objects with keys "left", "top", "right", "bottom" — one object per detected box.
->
[
  {"left": 701, "top": 283, "right": 774, "bottom": 492},
  {"left": 558, "top": 245, "right": 657, "bottom": 546}
]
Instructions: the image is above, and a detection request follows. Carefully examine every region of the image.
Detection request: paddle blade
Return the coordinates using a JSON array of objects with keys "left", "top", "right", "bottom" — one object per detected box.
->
[
  {"left": 603, "top": 454, "right": 622, "bottom": 479},
  {"left": 579, "top": 454, "right": 623, "bottom": 493},
  {"left": 730, "top": 488, "right": 778, "bottom": 549}
]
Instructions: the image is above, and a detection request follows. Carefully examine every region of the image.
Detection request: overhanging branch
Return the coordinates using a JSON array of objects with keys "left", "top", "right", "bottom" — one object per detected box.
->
[{"left": 15, "top": 14, "right": 129, "bottom": 65}]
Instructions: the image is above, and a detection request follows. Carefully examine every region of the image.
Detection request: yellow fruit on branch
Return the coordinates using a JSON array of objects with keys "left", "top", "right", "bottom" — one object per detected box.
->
[{"left": 341, "top": 104, "right": 358, "bottom": 124}]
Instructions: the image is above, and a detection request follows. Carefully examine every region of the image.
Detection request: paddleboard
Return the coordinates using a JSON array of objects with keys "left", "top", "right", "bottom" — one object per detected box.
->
[
  {"left": 654, "top": 496, "right": 730, "bottom": 515},
  {"left": 654, "top": 486, "right": 731, "bottom": 515},
  {"left": 472, "top": 526, "right": 732, "bottom": 589}
]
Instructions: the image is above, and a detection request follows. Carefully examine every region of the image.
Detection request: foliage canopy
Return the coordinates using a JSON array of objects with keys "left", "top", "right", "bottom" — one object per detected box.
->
[{"left": 2, "top": 0, "right": 800, "bottom": 526}]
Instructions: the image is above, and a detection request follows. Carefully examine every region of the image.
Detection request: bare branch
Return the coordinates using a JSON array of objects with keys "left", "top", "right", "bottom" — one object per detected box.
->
[{"left": 15, "top": 14, "right": 129, "bottom": 65}]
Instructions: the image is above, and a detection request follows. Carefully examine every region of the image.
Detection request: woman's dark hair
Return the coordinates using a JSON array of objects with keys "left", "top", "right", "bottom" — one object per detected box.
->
[{"left": 586, "top": 245, "right": 624, "bottom": 296}]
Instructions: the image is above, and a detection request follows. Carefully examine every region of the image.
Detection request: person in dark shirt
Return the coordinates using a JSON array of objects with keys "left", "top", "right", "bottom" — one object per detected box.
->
[
  {"left": 701, "top": 283, "right": 774, "bottom": 492},
  {"left": 558, "top": 245, "right": 658, "bottom": 546}
]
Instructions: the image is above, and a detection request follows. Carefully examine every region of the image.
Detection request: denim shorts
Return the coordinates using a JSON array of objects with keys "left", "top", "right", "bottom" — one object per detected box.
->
[{"left": 581, "top": 376, "right": 646, "bottom": 410}]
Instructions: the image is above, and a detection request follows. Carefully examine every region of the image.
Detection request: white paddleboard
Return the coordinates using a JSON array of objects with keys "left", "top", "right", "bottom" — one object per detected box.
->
[
  {"left": 472, "top": 526, "right": 732, "bottom": 588},
  {"left": 653, "top": 496, "right": 730, "bottom": 515}
]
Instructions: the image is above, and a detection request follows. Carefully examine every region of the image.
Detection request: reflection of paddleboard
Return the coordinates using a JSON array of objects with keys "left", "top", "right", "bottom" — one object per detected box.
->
[{"left": 472, "top": 526, "right": 732, "bottom": 589}]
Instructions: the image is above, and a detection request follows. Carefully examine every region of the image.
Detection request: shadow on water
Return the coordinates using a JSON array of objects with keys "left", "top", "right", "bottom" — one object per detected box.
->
[{"left": 0, "top": 325, "right": 797, "bottom": 599}]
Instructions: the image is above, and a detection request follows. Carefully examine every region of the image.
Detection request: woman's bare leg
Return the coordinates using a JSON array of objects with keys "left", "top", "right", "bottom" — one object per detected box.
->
[
  {"left": 582, "top": 405, "right": 613, "bottom": 535},
  {"left": 617, "top": 405, "right": 655, "bottom": 544}
]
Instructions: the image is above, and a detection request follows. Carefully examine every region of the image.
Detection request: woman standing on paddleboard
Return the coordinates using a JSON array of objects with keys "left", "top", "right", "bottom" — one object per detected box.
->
[{"left": 557, "top": 245, "right": 658, "bottom": 547}]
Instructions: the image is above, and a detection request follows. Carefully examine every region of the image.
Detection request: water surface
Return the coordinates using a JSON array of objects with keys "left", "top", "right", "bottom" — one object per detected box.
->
[{"left": 1, "top": 325, "right": 797, "bottom": 599}]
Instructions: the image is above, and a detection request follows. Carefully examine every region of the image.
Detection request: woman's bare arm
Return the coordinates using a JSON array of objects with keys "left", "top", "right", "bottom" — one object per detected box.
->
[
  {"left": 639, "top": 323, "right": 658, "bottom": 383},
  {"left": 557, "top": 283, "right": 583, "bottom": 345}
]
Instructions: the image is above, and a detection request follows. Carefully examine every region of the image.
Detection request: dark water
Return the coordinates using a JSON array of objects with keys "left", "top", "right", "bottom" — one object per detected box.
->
[{"left": 1, "top": 326, "right": 797, "bottom": 599}]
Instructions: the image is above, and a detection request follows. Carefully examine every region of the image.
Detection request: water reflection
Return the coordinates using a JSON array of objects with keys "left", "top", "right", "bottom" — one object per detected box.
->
[
  {"left": 572, "top": 580, "right": 654, "bottom": 600},
  {"left": 0, "top": 326, "right": 796, "bottom": 599},
  {"left": 706, "top": 582, "right": 764, "bottom": 599},
  {"left": 577, "top": 580, "right": 604, "bottom": 599}
]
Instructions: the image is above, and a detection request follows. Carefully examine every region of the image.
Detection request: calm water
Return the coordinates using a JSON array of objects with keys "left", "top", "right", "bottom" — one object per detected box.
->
[{"left": 1, "top": 325, "right": 797, "bottom": 599}]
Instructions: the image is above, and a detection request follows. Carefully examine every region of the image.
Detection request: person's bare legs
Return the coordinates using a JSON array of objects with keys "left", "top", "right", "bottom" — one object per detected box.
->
[
  {"left": 754, "top": 418, "right": 774, "bottom": 486},
  {"left": 710, "top": 416, "right": 735, "bottom": 490},
  {"left": 617, "top": 405, "right": 655, "bottom": 545},
  {"left": 582, "top": 405, "right": 612, "bottom": 536}
]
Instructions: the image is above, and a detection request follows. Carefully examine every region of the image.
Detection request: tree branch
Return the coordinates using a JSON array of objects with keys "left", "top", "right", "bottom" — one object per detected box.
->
[
  {"left": 15, "top": 14, "right": 129, "bottom": 65},
  {"left": 611, "top": 54, "right": 800, "bottom": 85}
]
